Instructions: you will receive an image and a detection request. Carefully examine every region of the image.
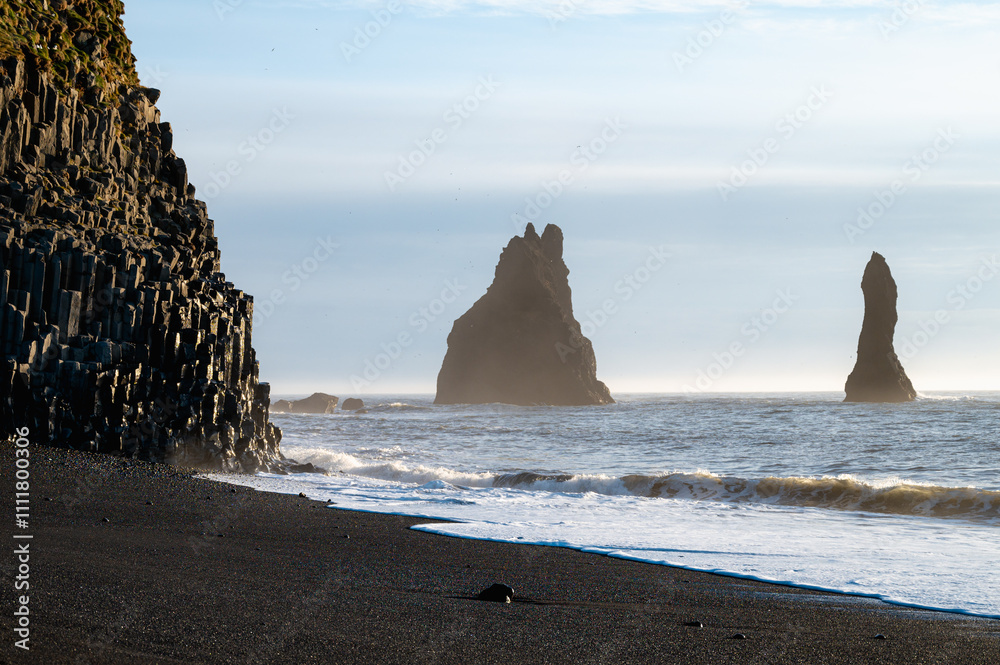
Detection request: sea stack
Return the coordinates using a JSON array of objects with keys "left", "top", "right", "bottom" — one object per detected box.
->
[
  {"left": 0, "top": 2, "right": 281, "bottom": 469},
  {"left": 435, "top": 224, "right": 614, "bottom": 406},
  {"left": 844, "top": 252, "right": 917, "bottom": 403}
]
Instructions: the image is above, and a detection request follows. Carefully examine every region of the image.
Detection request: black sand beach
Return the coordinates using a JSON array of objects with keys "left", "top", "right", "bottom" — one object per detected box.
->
[{"left": 3, "top": 442, "right": 997, "bottom": 665}]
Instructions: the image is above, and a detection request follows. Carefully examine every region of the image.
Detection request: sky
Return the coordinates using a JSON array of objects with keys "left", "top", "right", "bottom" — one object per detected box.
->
[{"left": 122, "top": 0, "right": 1000, "bottom": 396}]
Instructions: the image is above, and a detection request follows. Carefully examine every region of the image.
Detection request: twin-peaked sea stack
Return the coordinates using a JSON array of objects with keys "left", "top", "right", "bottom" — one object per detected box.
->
[
  {"left": 434, "top": 224, "right": 614, "bottom": 406},
  {"left": 844, "top": 252, "right": 917, "bottom": 403}
]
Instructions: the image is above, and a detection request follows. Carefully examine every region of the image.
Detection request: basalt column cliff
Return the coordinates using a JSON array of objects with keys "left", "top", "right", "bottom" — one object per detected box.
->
[
  {"left": 844, "top": 252, "right": 917, "bottom": 403},
  {"left": 0, "top": 1, "right": 281, "bottom": 470},
  {"left": 435, "top": 223, "right": 614, "bottom": 406}
]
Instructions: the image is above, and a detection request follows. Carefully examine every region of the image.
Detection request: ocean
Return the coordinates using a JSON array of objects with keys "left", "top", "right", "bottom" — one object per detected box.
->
[{"left": 209, "top": 392, "right": 1000, "bottom": 619}]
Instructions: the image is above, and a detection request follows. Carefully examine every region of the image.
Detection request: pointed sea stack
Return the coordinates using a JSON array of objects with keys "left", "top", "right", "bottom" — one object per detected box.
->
[
  {"left": 434, "top": 224, "right": 614, "bottom": 406},
  {"left": 844, "top": 252, "right": 917, "bottom": 403}
]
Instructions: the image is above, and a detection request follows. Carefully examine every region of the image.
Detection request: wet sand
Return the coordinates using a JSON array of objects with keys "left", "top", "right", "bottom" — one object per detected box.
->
[{"left": 2, "top": 441, "right": 997, "bottom": 664}]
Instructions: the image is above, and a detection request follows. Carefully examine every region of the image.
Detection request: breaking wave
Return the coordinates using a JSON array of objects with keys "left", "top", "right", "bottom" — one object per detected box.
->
[
  {"left": 288, "top": 448, "right": 999, "bottom": 523},
  {"left": 498, "top": 470, "right": 1000, "bottom": 523}
]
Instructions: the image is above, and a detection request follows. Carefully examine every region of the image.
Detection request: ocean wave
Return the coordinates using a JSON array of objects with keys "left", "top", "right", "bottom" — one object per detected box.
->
[
  {"left": 284, "top": 447, "right": 998, "bottom": 523},
  {"left": 371, "top": 402, "right": 432, "bottom": 411},
  {"left": 915, "top": 393, "right": 979, "bottom": 402},
  {"left": 284, "top": 447, "right": 496, "bottom": 488},
  {"left": 535, "top": 471, "right": 1000, "bottom": 522}
]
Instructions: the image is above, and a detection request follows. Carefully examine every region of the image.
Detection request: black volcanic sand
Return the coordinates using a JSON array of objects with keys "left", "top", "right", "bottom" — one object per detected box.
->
[{"left": 2, "top": 443, "right": 997, "bottom": 665}]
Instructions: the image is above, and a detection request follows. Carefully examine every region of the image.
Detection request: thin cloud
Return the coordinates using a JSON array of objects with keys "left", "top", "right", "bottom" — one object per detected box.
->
[
  {"left": 277, "top": 0, "right": 968, "bottom": 15},
  {"left": 272, "top": 0, "right": 1000, "bottom": 27}
]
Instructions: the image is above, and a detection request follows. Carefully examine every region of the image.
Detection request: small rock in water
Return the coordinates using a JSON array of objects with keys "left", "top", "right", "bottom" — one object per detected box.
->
[
  {"left": 298, "top": 492, "right": 307, "bottom": 498},
  {"left": 272, "top": 392, "right": 339, "bottom": 414},
  {"left": 731, "top": 633, "right": 747, "bottom": 640},
  {"left": 478, "top": 584, "right": 515, "bottom": 603},
  {"left": 341, "top": 398, "right": 365, "bottom": 411},
  {"left": 289, "top": 463, "right": 323, "bottom": 473}
]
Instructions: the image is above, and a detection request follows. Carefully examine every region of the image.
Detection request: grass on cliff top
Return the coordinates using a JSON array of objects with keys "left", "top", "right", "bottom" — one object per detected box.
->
[{"left": 0, "top": 0, "right": 138, "bottom": 94}]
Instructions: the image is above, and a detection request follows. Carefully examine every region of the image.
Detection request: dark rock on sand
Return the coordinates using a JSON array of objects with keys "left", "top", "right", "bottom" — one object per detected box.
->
[
  {"left": 271, "top": 392, "right": 339, "bottom": 414},
  {"left": 478, "top": 583, "right": 515, "bottom": 603},
  {"left": 435, "top": 224, "right": 613, "bottom": 406},
  {"left": 844, "top": 252, "right": 917, "bottom": 402},
  {"left": 341, "top": 397, "right": 365, "bottom": 411}
]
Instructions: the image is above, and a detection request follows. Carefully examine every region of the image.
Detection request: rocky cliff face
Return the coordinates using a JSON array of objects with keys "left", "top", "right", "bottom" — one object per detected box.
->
[
  {"left": 0, "top": 2, "right": 281, "bottom": 470},
  {"left": 435, "top": 223, "right": 614, "bottom": 406},
  {"left": 844, "top": 252, "right": 917, "bottom": 403}
]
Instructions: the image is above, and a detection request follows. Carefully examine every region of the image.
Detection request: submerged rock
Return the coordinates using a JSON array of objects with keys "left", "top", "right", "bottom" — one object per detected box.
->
[
  {"left": 844, "top": 252, "right": 917, "bottom": 403},
  {"left": 270, "top": 393, "right": 339, "bottom": 414},
  {"left": 434, "top": 224, "right": 614, "bottom": 406}
]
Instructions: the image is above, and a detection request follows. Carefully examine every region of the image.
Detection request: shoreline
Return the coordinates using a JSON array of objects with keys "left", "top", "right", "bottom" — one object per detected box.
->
[
  {"left": 3, "top": 442, "right": 997, "bottom": 664},
  {"left": 306, "top": 505, "right": 1000, "bottom": 621},
  {"left": 231, "top": 491, "right": 999, "bottom": 623}
]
